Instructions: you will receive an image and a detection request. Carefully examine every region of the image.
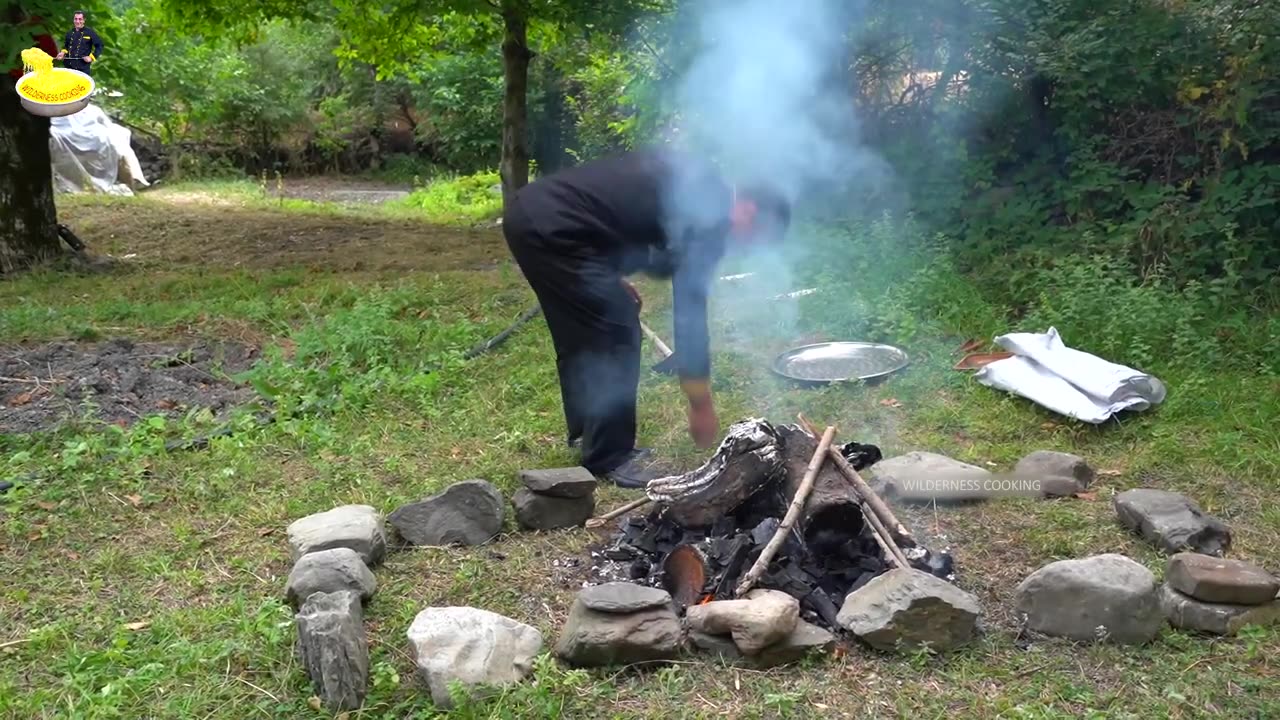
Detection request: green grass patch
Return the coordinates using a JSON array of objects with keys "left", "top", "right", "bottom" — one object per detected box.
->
[{"left": 2, "top": 194, "right": 1278, "bottom": 718}]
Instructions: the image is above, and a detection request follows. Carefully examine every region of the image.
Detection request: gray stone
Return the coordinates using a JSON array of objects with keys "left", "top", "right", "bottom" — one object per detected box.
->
[
  {"left": 288, "top": 505, "right": 387, "bottom": 566},
  {"left": 1016, "top": 450, "right": 1094, "bottom": 496},
  {"left": 579, "top": 583, "right": 672, "bottom": 614},
  {"left": 1113, "top": 489, "right": 1231, "bottom": 556},
  {"left": 1160, "top": 584, "right": 1280, "bottom": 636},
  {"left": 688, "top": 621, "right": 834, "bottom": 668},
  {"left": 286, "top": 548, "right": 376, "bottom": 607},
  {"left": 513, "top": 488, "right": 594, "bottom": 530},
  {"left": 406, "top": 607, "right": 543, "bottom": 709},
  {"left": 868, "top": 452, "right": 996, "bottom": 503},
  {"left": 1014, "top": 554, "right": 1163, "bottom": 644},
  {"left": 685, "top": 589, "right": 799, "bottom": 655},
  {"left": 1167, "top": 553, "right": 1279, "bottom": 605},
  {"left": 519, "top": 467, "right": 597, "bottom": 498},
  {"left": 554, "top": 590, "right": 683, "bottom": 667},
  {"left": 388, "top": 480, "right": 505, "bottom": 547},
  {"left": 295, "top": 591, "right": 369, "bottom": 712},
  {"left": 837, "top": 569, "right": 981, "bottom": 652}
]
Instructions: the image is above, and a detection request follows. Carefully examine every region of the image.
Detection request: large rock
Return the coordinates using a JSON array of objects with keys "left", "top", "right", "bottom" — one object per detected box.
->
[
  {"left": 406, "top": 607, "right": 543, "bottom": 709},
  {"left": 1160, "top": 584, "right": 1280, "bottom": 636},
  {"left": 691, "top": 621, "right": 835, "bottom": 668},
  {"left": 519, "top": 467, "right": 597, "bottom": 498},
  {"left": 868, "top": 452, "right": 996, "bottom": 503},
  {"left": 1113, "top": 489, "right": 1231, "bottom": 556},
  {"left": 837, "top": 568, "right": 981, "bottom": 652},
  {"left": 388, "top": 480, "right": 505, "bottom": 547},
  {"left": 1015, "top": 450, "right": 1094, "bottom": 497},
  {"left": 286, "top": 548, "right": 377, "bottom": 607},
  {"left": 513, "top": 488, "right": 594, "bottom": 531},
  {"left": 554, "top": 585, "right": 682, "bottom": 667},
  {"left": 288, "top": 505, "right": 387, "bottom": 566},
  {"left": 295, "top": 591, "right": 369, "bottom": 712},
  {"left": 686, "top": 589, "right": 799, "bottom": 655},
  {"left": 1167, "top": 552, "right": 1279, "bottom": 605},
  {"left": 1014, "top": 554, "right": 1163, "bottom": 644}
]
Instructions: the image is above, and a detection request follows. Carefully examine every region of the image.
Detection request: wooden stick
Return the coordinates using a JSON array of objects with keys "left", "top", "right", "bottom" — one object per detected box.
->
[
  {"left": 585, "top": 496, "right": 653, "bottom": 529},
  {"left": 860, "top": 492, "right": 911, "bottom": 568},
  {"left": 639, "top": 321, "right": 672, "bottom": 358},
  {"left": 734, "top": 425, "right": 837, "bottom": 597},
  {"left": 797, "top": 414, "right": 915, "bottom": 547}
]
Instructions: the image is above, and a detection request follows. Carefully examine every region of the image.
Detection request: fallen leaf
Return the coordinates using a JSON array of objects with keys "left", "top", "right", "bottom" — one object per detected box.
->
[
  {"left": 307, "top": 696, "right": 322, "bottom": 711},
  {"left": 36, "top": 501, "right": 57, "bottom": 511},
  {"left": 156, "top": 399, "right": 178, "bottom": 410},
  {"left": 337, "top": 713, "right": 350, "bottom": 720},
  {"left": 125, "top": 494, "right": 144, "bottom": 507},
  {"left": 1075, "top": 491, "right": 1099, "bottom": 501},
  {"left": 1040, "top": 421, "right": 1059, "bottom": 430},
  {"left": 27, "top": 531, "right": 42, "bottom": 542},
  {"left": 11, "top": 392, "right": 33, "bottom": 406},
  {"left": 113, "top": 419, "right": 129, "bottom": 428},
  {"left": 879, "top": 398, "right": 903, "bottom": 408},
  {"left": 811, "top": 703, "right": 830, "bottom": 710},
  {"left": 65, "top": 551, "right": 79, "bottom": 561},
  {"left": 450, "top": 446, "right": 462, "bottom": 459},
  {"left": 123, "top": 621, "right": 150, "bottom": 631},
  {"left": 1098, "top": 469, "right": 1122, "bottom": 477}
]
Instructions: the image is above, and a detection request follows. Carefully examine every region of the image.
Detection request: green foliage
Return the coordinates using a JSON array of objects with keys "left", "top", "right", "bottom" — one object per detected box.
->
[{"left": 395, "top": 170, "right": 504, "bottom": 224}]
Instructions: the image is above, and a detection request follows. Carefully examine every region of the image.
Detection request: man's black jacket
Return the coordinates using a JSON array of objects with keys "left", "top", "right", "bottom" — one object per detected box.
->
[{"left": 62, "top": 26, "right": 103, "bottom": 69}]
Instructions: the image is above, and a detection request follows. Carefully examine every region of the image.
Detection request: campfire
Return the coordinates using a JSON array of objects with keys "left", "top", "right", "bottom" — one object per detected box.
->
[{"left": 588, "top": 417, "right": 954, "bottom": 630}]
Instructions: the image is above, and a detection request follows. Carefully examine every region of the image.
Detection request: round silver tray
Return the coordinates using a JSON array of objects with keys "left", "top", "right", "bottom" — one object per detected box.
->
[{"left": 772, "top": 341, "right": 910, "bottom": 383}]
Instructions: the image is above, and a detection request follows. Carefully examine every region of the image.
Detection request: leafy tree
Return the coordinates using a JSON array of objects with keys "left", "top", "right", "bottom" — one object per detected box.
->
[
  {"left": 1, "top": 0, "right": 112, "bottom": 272},
  {"left": 161, "top": 0, "right": 667, "bottom": 207}
]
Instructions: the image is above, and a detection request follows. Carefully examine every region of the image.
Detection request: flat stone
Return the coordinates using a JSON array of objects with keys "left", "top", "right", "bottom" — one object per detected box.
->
[
  {"left": 868, "top": 452, "right": 997, "bottom": 503},
  {"left": 288, "top": 505, "right": 387, "bottom": 566},
  {"left": 519, "top": 467, "right": 597, "bottom": 498},
  {"left": 1016, "top": 450, "right": 1094, "bottom": 496},
  {"left": 1014, "top": 554, "right": 1163, "bottom": 644},
  {"left": 579, "top": 583, "right": 672, "bottom": 614},
  {"left": 1167, "top": 553, "right": 1279, "bottom": 605},
  {"left": 513, "top": 488, "right": 594, "bottom": 531},
  {"left": 286, "top": 548, "right": 376, "bottom": 607},
  {"left": 837, "top": 568, "right": 981, "bottom": 652},
  {"left": 406, "top": 607, "right": 543, "bottom": 709},
  {"left": 688, "top": 621, "right": 834, "bottom": 668},
  {"left": 388, "top": 480, "right": 505, "bottom": 547},
  {"left": 1161, "top": 584, "right": 1280, "bottom": 636},
  {"left": 295, "top": 591, "right": 369, "bottom": 712},
  {"left": 554, "top": 590, "right": 683, "bottom": 667},
  {"left": 1113, "top": 489, "right": 1231, "bottom": 556},
  {"left": 686, "top": 589, "right": 799, "bottom": 655}
]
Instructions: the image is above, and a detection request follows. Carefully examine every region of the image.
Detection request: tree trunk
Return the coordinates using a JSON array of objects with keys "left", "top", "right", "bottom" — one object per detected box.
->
[
  {"left": 0, "top": 75, "right": 62, "bottom": 274},
  {"left": 499, "top": 1, "right": 533, "bottom": 209}
]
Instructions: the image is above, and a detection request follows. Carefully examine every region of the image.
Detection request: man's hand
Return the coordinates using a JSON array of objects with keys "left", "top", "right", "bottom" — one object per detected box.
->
[
  {"left": 687, "top": 401, "right": 719, "bottom": 448},
  {"left": 57, "top": 50, "right": 66, "bottom": 59},
  {"left": 620, "top": 278, "right": 641, "bottom": 311},
  {"left": 82, "top": 56, "right": 92, "bottom": 63}
]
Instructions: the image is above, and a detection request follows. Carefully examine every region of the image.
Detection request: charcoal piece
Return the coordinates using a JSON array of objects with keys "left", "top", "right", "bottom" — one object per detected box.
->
[
  {"left": 627, "top": 516, "right": 645, "bottom": 528},
  {"left": 629, "top": 559, "right": 651, "bottom": 580},
  {"left": 715, "top": 539, "right": 754, "bottom": 599},
  {"left": 651, "top": 420, "right": 786, "bottom": 528},
  {"left": 804, "top": 588, "right": 842, "bottom": 629},
  {"left": 605, "top": 545, "right": 640, "bottom": 562},
  {"left": 634, "top": 527, "right": 659, "bottom": 555},
  {"left": 840, "top": 441, "right": 883, "bottom": 471},
  {"left": 848, "top": 571, "right": 880, "bottom": 594},
  {"left": 751, "top": 518, "right": 781, "bottom": 546},
  {"left": 912, "top": 549, "right": 955, "bottom": 579}
]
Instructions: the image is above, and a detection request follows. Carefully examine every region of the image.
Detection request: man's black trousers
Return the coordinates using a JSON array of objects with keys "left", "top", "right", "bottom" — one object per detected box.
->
[
  {"left": 502, "top": 197, "right": 641, "bottom": 475},
  {"left": 65, "top": 59, "right": 92, "bottom": 76}
]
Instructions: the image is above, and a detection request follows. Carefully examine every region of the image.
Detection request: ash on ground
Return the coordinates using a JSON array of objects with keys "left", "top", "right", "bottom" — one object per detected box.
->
[{"left": 1, "top": 337, "right": 259, "bottom": 433}]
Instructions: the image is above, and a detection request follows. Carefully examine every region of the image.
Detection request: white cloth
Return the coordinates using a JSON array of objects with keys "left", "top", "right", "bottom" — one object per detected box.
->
[
  {"left": 49, "top": 103, "right": 148, "bottom": 196},
  {"left": 974, "top": 327, "right": 1166, "bottom": 423}
]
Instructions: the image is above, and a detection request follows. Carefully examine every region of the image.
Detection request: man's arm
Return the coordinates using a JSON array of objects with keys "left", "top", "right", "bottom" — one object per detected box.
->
[{"left": 90, "top": 29, "right": 102, "bottom": 60}]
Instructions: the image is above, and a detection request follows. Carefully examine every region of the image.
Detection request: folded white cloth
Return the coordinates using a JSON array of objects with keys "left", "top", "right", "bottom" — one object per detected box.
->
[{"left": 974, "top": 327, "right": 1166, "bottom": 423}]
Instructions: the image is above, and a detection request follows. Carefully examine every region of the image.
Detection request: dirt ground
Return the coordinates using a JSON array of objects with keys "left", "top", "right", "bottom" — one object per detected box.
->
[
  {"left": 0, "top": 338, "right": 258, "bottom": 434},
  {"left": 60, "top": 188, "right": 506, "bottom": 273}
]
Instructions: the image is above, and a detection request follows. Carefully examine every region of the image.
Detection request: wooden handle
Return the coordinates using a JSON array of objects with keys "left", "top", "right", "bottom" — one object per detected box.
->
[{"left": 639, "top": 321, "right": 673, "bottom": 358}]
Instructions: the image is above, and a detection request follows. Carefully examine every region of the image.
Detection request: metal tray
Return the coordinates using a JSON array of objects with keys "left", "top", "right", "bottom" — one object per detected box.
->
[{"left": 772, "top": 341, "right": 910, "bottom": 383}]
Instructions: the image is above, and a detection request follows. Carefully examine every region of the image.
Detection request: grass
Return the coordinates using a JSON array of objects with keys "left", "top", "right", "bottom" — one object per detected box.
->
[{"left": 1, "top": 183, "right": 1278, "bottom": 719}]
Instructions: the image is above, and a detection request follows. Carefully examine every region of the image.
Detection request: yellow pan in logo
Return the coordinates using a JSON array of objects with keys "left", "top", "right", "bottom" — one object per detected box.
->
[{"left": 16, "top": 47, "right": 96, "bottom": 117}]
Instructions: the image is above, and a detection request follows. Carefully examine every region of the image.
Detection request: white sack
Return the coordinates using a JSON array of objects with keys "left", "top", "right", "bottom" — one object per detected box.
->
[
  {"left": 974, "top": 327, "right": 1166, "bottom": 423},
  {"left": 49, "top": 103, "right": 145, "bottom": 195}
]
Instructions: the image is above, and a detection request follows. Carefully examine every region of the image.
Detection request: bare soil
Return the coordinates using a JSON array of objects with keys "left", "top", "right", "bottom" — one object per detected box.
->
[
  {"left": 60, "top": 195, "right": 506, "bottom": 272},
  {"left": 0, "top": 337, "right": 258, "bottom": 434}
]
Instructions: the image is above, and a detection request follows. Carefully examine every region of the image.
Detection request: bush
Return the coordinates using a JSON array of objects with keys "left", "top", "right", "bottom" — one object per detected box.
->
[{"left": 396, "top": 171, "right": 505, "bottom": 225}]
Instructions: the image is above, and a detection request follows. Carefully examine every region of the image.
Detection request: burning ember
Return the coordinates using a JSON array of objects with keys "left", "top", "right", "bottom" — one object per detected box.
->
[{"left": 588, "top": 419, "right": 953, "bottom": 631}]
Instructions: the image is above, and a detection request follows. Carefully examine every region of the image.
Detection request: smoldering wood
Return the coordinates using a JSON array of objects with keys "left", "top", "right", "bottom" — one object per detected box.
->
[{"left": 647, "top": 418, "right": 785, "bottom": 528}]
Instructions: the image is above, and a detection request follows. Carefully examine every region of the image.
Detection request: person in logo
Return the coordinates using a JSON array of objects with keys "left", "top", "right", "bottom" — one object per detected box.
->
[{"left": 57, "top": 10, "right": 103, "bottom": 76}]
